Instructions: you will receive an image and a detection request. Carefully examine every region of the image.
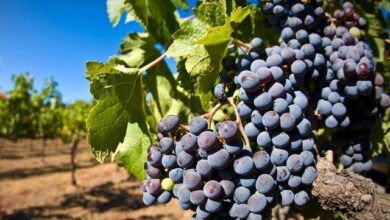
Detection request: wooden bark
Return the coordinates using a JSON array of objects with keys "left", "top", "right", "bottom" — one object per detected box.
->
[
  {"left": 313, "top": 157, "right": 390, "bottom": 220},
  {"left": 70, "top": 139, "right": 80, "bottom": 186}
]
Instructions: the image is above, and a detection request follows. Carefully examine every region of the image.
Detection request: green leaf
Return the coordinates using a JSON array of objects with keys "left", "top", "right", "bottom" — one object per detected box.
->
[
  {"left": 86, "top": 61, "right": 116, "bottom": 76},
  {"left": 115, "top": 114, "right": 152, "bottom": 180},
  {"left": 371, "top": 38, "right": 385, "bottom": 63},
  {"left": 123, "top": 0, "right": 148, "bottom": 26},
  {"left": 143, "top": 64, "right": 176, "bottom": 119},
  {"left": 193, "top": 7, "right": 250, "bottom": 109},
  {"left": 168, "top": 6, "right": 250, "bottom": 110},
  {"left": 123, "top": 0, "right": 179, "bottom": 44},
  {"left": 107, "top": 0, "right": 125, "bottom": 27},
  {"left": 231, "top": 4, "right": 257, "bottom": 42},
  {"left": 193, "top": 1, "right": 227, "bottom": 27},
  {"left": 167, "top": 19, "right": 209, "bottom": 59},
  {"left": 119, "top": 33, "right": 151, "bottom": 55},
  {"left": 371, "top": 109, "right": 390, "bottom": 156},
  {"left": 118, "top": 33, "right": 160, "bottom": 68},
  {"left": 86, "top": 62, "right": 148, "bottom": 163},
  {"left": 229, "top": 6, "right": 251, "bottom": 25},
  {"left": 169, "top": 0, "right": 189, "bottom": 10}
]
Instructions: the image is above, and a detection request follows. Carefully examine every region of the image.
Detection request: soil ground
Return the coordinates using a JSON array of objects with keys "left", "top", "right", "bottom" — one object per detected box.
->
[{"left": 0, "top": 139, "right": 193, "bottom": 220}]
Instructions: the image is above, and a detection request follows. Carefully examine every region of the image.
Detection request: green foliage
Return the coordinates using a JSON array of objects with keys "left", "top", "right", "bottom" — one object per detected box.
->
[
  {"left": 86, "top": 0, "right": 390, "bottom": 180},
  {"left": 0, "top": 73, "right": 58, "bottom": 139},
  {"left": 371, "top": 108, "right": 390, "bottom": 156},
  {"left": 2, "top": 74, "right": 36, "bottom": 138},
  {"left": 0, "top": 73, "right": 91, "bottom": 147}
]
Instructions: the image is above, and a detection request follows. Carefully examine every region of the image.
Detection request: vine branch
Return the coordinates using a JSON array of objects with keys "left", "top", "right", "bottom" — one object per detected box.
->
[
  {"left": 313, "top": 157, "right": 390, "bottom": 220},
  {"left": 227, "top": 97, "right": 251, "bottom": 148}
]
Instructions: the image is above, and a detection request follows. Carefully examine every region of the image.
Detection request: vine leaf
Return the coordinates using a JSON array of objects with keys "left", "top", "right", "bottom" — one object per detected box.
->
[
  {"left": 166, "top": 19, "right": 209, "bottom": 59},
  {"left": 168, "top": 6, "right": 250, "bottom": 110},
  {"left": 371, "top": 109, "right": 390, "bottom": 156},
  {"left": 193, "top": 0, "right": 227, "bottom": 27},
  {"left": 121, "top": 0, "right": 179, "bottom": 43},
  {"left": 143, "top": 64, "right": 176, "bottom": 120},
  {"left": 123, "top": 0, "right": 148, "bottom": 26},
  {"left": 169, "top": 0, "right": 189, "bottom": 10},
  {"left": 115, "top": 114, "right": 152, "bottom": 180},
  {"left": 119, "top": 33, "right": 180, "bottom": 121},
  {"left": 107, "top": 0, "right": 125, "bottom": 27},
  {"left": 86, "top": 61, "right": 150, "bottom": 167}
]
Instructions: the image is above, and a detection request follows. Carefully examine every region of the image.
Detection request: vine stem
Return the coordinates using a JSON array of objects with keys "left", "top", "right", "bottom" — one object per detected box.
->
[
  {"left": 180, "top": 124, "right": 189, "bottom": 131},
  {"left": 137, "top": 14, "right": 196, "bottom": 74},
  {"left": 233, "top": 38, "right": 252, "bottom": 51},
  {"left": 227, "top": 97, "right": 251, "bottom": 148},
  {"left": 325, "top": 12, "right": 337, "bottom": 28},
  {"left": 138, "top": 53, "right": 167, "bottom": 73},
  {"left": 182, "top": 15, "right": 195, "bottom": 22},
  {"left": 137, "top": 37, "right": 241, "bottom": 74},
  {"left": 202, "top": 102, "right": 225, "bottom": 129}
]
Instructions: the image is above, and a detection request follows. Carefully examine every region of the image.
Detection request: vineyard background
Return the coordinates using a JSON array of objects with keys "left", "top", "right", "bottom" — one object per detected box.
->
[{"left": 0, "top": 139, "right": 194, "bottom": 219}]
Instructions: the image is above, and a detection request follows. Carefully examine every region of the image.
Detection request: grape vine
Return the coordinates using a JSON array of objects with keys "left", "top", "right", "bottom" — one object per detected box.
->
[{"left": 87, "top": 0, "right": 390, "bottom": 219}]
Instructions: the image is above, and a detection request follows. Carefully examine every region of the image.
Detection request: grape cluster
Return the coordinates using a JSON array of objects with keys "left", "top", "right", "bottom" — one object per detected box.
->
[
  {"left": 259, "top": 1, "right": 389, "bottom": 174},
  {"left": 233, "top": 36, "right": 318, "bottom": 202},
  {"left": 316, "top": 3, "right": 389, "bottom": 130},
  {"left": 142, "top": 113, "right": 317, "bottom": 219}
]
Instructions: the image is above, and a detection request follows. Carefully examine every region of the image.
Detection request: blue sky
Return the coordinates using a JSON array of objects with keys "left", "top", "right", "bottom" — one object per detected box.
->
[{"left": 0, "top": 0, "right": 196, "bottom": 103}]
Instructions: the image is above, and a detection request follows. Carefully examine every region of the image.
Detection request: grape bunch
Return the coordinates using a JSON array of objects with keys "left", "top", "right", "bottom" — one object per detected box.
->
[
  {"left": 315, "top": 2, "right": 390, "bottom": 130},
  {"left": 142, "top": 112, "right": 317, "bottom": 219},
  {"left": 233, "top": 36, "right": 318, "bottom": 200},
  {"left": 258, "top": 1, "right": 389, "bottom": 174}
]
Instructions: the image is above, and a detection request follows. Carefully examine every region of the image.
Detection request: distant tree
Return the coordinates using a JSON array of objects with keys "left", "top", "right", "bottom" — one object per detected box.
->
[{"left": 0, "top": 74, "right": 36, "bottom": 139}]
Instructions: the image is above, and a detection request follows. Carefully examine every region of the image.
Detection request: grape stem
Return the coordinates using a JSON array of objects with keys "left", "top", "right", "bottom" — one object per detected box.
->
[
  {"left": 202, "top": 102, "right": 225, "bottom": 129},
  {"left": 182, "top": 15, "right": 195, "bottom": 22},
  {"left": 179, "top": 124, "right": 189, "bottom": 131},
  {"left": 138, "top": 53, "right": 167, "bottom": 73},
  {"left": 233, "top": 38, "right": 252, "bottom": 51},
  {"left": 227, "top": 97, "right": 251, "bottom": 148},
  {"left": 325, "top": 12, "right": 337, "bottom": 28}
]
